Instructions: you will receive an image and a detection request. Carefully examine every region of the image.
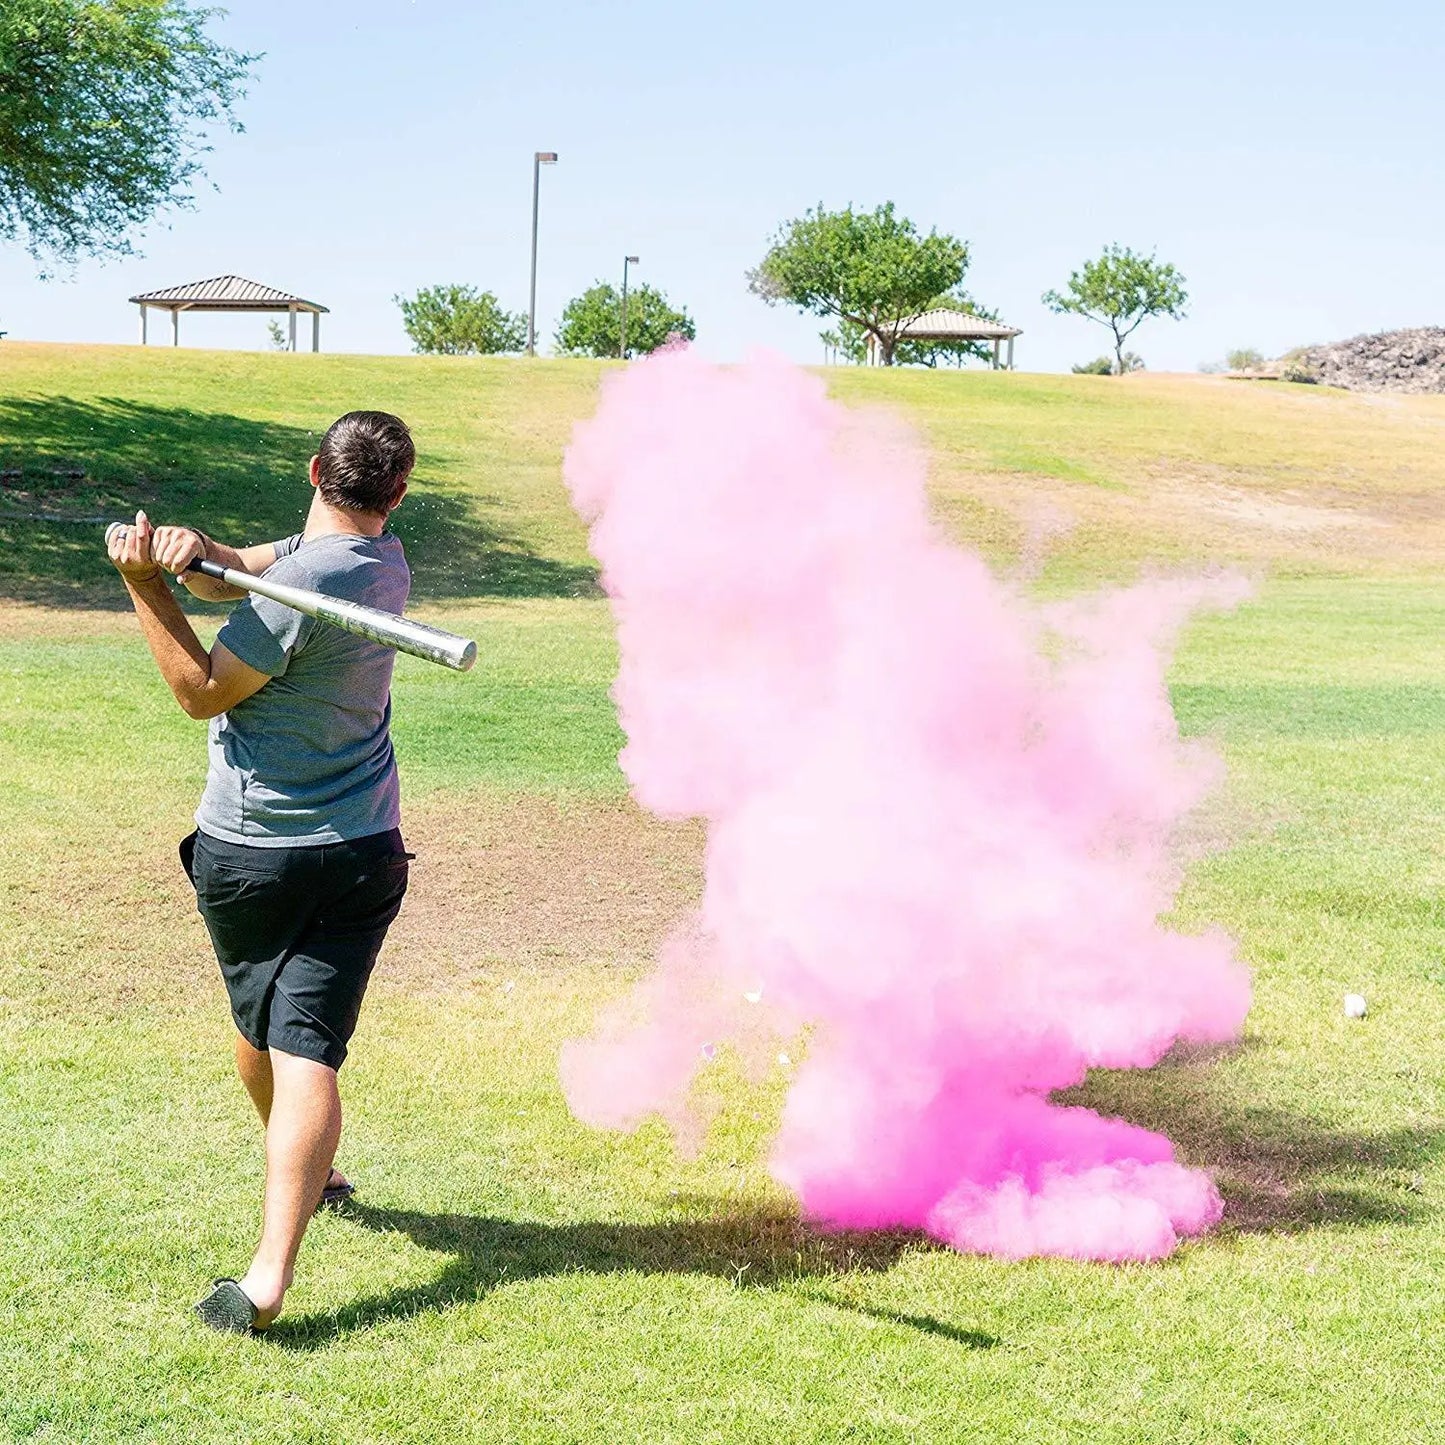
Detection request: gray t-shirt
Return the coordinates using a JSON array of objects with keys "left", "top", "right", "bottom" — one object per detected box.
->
[{"left": 195, "top": 531, "right": 411, "bottom": 846}]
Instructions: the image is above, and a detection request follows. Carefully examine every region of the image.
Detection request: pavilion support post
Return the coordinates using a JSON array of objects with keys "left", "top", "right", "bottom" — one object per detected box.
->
[
  {"left": 138, "top": 305, "right": 148, "bottom": 346},
  {"left": 1007, "top": 337, "right": 1015, "bottom": 371},
  {"left": 171, "top": 308, "right": 179, "bottom": 347},
  {"left": 288, "top": 306, "right": 298, "bottom": 352},
  {"left": 311, "top": 311, "right": 320, "bottom": 353},
  {"left": 992, "top": 339, "right": 1001, "bottom": 371}
]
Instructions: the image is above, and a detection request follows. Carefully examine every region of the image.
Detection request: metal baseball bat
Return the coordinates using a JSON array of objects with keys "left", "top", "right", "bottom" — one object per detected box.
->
[{"left": 106, "top": 524, "right": 476, "bottom": 672}]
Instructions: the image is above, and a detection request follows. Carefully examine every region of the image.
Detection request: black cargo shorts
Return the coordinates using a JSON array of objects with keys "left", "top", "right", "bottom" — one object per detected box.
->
[{"left": 180, "top": 828, "right": 411, "bottom": 1071}]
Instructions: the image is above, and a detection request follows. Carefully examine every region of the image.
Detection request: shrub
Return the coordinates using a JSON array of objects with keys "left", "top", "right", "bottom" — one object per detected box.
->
[
  {"left": 1279, "top": 348, "right": 1319, "bottom": 385},
  {"left": 394, "top": 284, "right": 526, "bottom": 355},
  {"left": 1072, "top": 356, "right": 1114, "bottom": 375},
  {"left": 555, "top": 282, "right": 695, "bottom": 359}
]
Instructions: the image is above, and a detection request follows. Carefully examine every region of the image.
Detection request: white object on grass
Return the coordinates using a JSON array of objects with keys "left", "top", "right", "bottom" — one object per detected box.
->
[{"left": 1343, "top": 993, "right": 1368, "bottom": 1019}]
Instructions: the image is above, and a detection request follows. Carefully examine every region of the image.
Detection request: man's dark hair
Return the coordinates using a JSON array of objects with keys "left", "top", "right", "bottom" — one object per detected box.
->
[{"left": 317, "top": 411, "right": 415, "bottom": 514}]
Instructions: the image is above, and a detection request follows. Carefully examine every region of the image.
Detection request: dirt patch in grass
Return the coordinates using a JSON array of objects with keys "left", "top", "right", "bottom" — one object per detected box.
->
[
  {"left": 1184, "top": 484, "right": 1383, "bottom": 535},
  {"left": 381, "top": 791, "right": 704, "bottom": 992},
  {"left": 0, "top": 603, "right": 156, "bottom": 642},
  {"left": 0, "top": 792, "right": 703, "bottom": 1021},
  {"left": 936, "top": 461, "right": 1445, "bottom": 574}
]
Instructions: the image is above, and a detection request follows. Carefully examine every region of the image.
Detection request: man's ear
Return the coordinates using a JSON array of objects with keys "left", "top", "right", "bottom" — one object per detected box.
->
[
  {"left": 309, "top": 455, "right": 322, "bottom": 489},
  {"left": 389, "top": 478, "right": 409, "bottom": 512}
]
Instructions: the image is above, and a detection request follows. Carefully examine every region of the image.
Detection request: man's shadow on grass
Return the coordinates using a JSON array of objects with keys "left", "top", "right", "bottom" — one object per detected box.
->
[
  {"left": 271, "top": 1051, "right": 1439, "bottom": 1351},
  {"left": 270, "top": 1204, "right": 999, "bottom": 1353}
]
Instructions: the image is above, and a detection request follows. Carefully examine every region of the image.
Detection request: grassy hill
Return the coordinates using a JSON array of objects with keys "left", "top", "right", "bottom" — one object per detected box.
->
[
  {"left": 2, "top": 345, "right": 1444, "bottom": 1443},
  {"left": 5, "top": 342, "right": 1445, "bottom": 607}
]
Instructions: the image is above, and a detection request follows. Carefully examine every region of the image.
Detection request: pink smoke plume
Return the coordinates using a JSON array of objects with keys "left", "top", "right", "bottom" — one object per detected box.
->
[{"left": 560, "top": 349, "right": 1251, "bottom": 1262}]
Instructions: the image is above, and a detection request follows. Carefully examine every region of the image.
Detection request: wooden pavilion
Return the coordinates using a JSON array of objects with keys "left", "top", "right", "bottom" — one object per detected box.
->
[
  {"left": 864, "top": 308, "right": 1022, "bottom": 369},
  {"left": 130, "top": 274, "right": 329, "bottom": 351}
]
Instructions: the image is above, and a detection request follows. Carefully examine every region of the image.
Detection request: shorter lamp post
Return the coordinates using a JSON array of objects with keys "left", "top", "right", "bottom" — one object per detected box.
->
[
  {"left": 620, "top": 255, "right": 639, "bottom": 359},
  {"left": 526, "top": 151, "right": 558, "bottom": 357}
]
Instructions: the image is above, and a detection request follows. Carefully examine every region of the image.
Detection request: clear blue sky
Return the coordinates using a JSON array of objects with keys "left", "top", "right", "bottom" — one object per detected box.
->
[{"left": 2, "top": 0, "right": 1440, "bottom": 371}]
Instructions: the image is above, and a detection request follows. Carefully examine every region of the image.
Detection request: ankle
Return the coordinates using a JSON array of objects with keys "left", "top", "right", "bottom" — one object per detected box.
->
[{"left": 238, "top": 1261, "right": 292, "bottom": 1323}]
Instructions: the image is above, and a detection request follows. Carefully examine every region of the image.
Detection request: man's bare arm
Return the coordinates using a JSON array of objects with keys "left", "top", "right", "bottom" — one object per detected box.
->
[
  {"left": 151, "top": 524, "right": 282, "bottom": 600},
  {"left": 109, "top": 514, "right": 271, "bottom": 719}
]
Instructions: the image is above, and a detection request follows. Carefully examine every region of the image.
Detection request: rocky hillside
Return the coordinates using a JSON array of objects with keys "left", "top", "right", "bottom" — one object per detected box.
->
[{"left": 1285, "top": 327, "right": 1445, "bottom": 394}]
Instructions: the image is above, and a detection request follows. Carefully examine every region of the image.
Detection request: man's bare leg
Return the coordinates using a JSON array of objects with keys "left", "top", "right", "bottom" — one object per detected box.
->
[
  {"left": 235, "top": 1031, "right": 348, "bottom": 1194},
  {"left": 237, "top": 1048, "right": 342, "bottom": 1328},
  {"left": 235, "top": 1033, "right": 273, "bottom": 1123}
]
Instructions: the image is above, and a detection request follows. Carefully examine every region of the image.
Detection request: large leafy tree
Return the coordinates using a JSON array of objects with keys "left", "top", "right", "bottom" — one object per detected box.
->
[
  {"left": 0, "top": 0, "right": 255, "bottom": 269},
  {"left": 394, "top": 284, "right": 526, "bottom": 355},
  {"left": 555, "top": 281, "right": 695, "bottom": 359},
  {"left": 1043, "top": 245, "right": 1187, "bottom": 376},
  {"left": 821, "top": 287, "right": 1001, "bottom": 368},
  {"left": 750, "top": 203, "right": 968, "bottom": 366}
]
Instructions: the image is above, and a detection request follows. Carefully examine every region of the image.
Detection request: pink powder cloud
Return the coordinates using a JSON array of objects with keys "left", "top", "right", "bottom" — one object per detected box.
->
[{"left": 560, "top": 348, "right": 1251, "bottom": 1262}]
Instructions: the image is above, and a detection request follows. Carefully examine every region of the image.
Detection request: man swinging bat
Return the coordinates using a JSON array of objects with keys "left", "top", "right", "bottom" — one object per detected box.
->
[{"left": 107, "top": 411, "right": 418, "bottom": 1333}]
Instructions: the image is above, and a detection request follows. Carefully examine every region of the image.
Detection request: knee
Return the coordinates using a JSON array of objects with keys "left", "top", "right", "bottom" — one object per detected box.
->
[{"left": 268, "top": 1046, "right": 341, "bottom": 1098}]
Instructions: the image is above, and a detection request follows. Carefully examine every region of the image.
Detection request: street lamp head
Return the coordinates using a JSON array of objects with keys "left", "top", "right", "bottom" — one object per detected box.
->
[
  {"left": 536, "top": 151, "right": 558, "bottom": 164},
  {"left": 625, "top": 255, "right": 639, "bottom": 264}
]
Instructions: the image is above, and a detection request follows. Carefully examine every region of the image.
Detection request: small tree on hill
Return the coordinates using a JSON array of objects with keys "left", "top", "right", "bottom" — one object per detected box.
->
[
  {"left": 0, "top": 0, "right": 255, "bottom": 270},
  {"left": 555, "top": 282, "right": 695, "bottom": 359},
  {"left": 750, "top": 203, "right": 969, "bottom": 366},
  {"left": 394, "top": 284, "right": 526, "bottom": 355},
  {"left": 1043, "top": 245, "right": 1187, "bottom": 377}
]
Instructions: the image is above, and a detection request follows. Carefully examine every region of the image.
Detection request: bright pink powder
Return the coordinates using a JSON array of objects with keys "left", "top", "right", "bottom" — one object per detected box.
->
[{"left": 560, "top": 349, "right": 1251, "bottom": 1262}]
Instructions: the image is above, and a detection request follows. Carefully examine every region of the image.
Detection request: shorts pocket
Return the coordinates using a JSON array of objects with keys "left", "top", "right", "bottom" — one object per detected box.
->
[
  {"left": 197, "top": 863, "right": 278, "bottom": 909},
  {"left": 193, "top": 843, "right": 291, "bottom": 911}
]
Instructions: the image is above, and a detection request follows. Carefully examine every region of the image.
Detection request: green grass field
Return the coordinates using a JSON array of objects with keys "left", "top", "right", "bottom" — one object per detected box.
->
[{"left": 1, "top": 344, "right": 1442, "bottom": 1442}]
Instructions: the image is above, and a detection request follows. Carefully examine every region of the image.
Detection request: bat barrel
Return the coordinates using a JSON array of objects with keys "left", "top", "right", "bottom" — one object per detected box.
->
[
  {"left": 304, "top": 590, "right": 479, "bottom": 671},
  {"left": 196, "top": 559, "right": 478, "bottom": 672},
  {"left": 106, "top": 525, "right": 477, "bottom": 672}
]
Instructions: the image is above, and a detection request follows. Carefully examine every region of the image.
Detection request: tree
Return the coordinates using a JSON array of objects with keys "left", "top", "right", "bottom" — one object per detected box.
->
[
  {"left": 1043, "top": 245, "right": 1187, "bottom": 377},
  {"left": 394, "top": 284, "right": 526, "bottom": 355},
  {"left": 821, "top": 287, "right": 1000, "bottom": 368},
  {"left": 555, "top": 281, "right": 695, "bottom": 359},
  {"left": 0, "top": 0, "right": 255, "bottom": 269},
  {"left": 750, "top": 203, "right": 968, "bottom": 366}
]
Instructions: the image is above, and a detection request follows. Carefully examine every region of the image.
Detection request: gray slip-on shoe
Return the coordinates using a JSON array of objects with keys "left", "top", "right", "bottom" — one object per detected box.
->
[{"left": 194, "top": 1279, "right": 257, "bottom": 1334}]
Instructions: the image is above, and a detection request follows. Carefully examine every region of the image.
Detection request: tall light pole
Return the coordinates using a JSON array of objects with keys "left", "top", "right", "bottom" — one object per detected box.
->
[
  {"left": 619, "top": 254, "right": 639, "bottom": 360},
  {"left": 526, "top": 151, "right": 558, "bottom": 357}
]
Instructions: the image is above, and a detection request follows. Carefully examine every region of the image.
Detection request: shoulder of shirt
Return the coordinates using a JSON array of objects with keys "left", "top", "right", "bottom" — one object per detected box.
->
[
  {"left": 290, "top": 531, "right": 404, "bottom": 552},
  {"left": 271, "top": 532, "right": 407, "bottom": 581}
]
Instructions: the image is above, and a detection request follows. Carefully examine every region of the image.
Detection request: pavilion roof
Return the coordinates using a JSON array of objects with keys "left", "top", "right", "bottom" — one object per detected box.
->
[
  {"left": 899, "top": 308, "right": 1021, "bottom": 340},
  {"left": 128, "top": 274, "right": 328, "bottom": 313}
]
